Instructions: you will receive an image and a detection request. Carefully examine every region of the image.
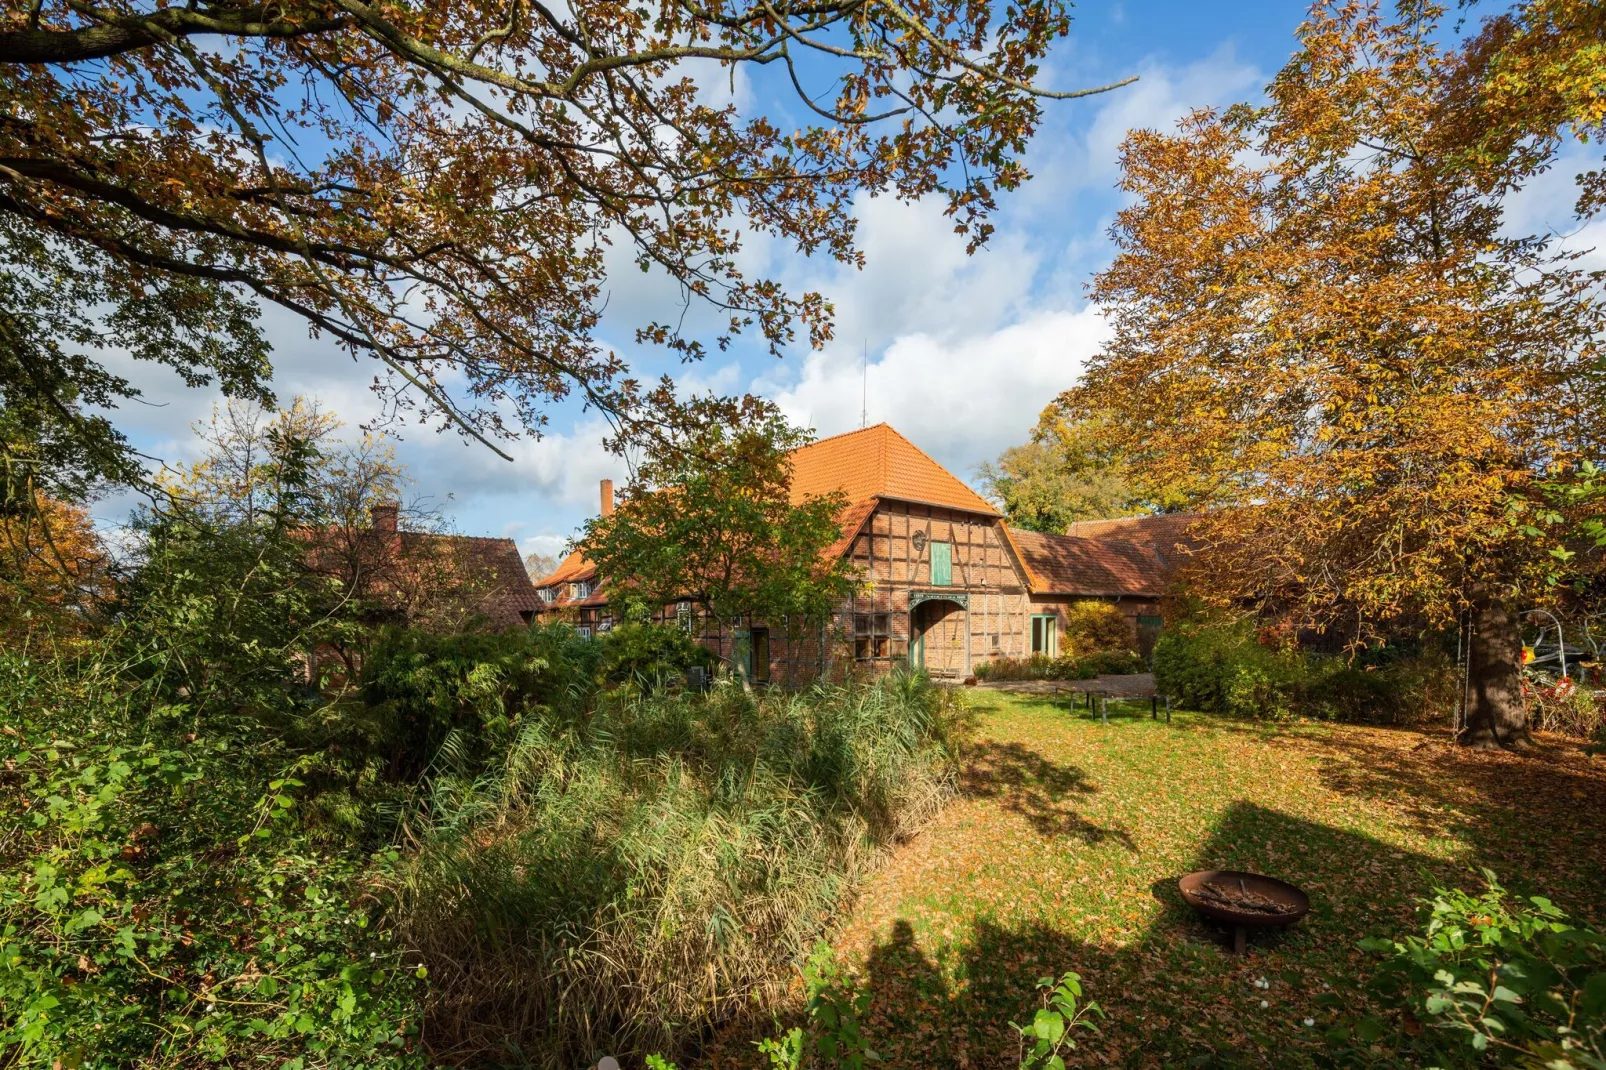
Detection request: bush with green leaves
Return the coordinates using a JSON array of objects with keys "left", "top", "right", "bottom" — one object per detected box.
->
[
  {"left": 1152, "top": 617, "right": 1304, "bottom": 719},
  {"left": 356, "top": 621, "right": 600, "bottom": 779},
  {"left": 973, "top": 651, "right": 1144, "bottom": 682},
  {"left": 1061, "top": 601, "right": 1135, "bottom": 657},
  {"left": 1012, "top": 971, "right": 1102, "bottom": 1070},
  {"left": 1153, "top": 615, "right": 1456, "bottom": 723},
  {"left": 1354, "top": 871, "right": 1606, "bottom": 1068},
  {"left": 0, "top": 643, "right": 421, "bottom": 1069},
  {"left": 597, "top": 603, "right": 713, "bottom": 691},
  {"left": 390, "top": 670, "right": 965, "bottom": 1067},
  {"left": 751, "top": 942, "right": 878, "bottom": 1070}
]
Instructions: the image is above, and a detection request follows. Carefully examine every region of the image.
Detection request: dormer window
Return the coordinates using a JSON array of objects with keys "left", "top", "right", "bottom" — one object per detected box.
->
[
  {"left": 539, "top": 587, "right": 556, "bottom": 603},
  {"left": 573, "top": 581, "right": 592, "bottom": 599}
]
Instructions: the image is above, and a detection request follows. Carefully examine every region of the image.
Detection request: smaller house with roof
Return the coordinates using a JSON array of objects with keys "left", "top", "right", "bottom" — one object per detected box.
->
[
  {"left": 533, "top": 425, "right": 1193, "bottom": 683},
  {"left": 300, "top": 502, "right": 539, "bottom": 679}
]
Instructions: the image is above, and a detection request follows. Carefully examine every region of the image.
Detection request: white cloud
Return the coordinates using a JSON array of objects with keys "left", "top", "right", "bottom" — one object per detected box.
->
[
  {"left": 519, "top": 532, "right": 571, "bottom": 563},
  {"left": 767, "top": 306, "right": 1109, "bottom": 474}
]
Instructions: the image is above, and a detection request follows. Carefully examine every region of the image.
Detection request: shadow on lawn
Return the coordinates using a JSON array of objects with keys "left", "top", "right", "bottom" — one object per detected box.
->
[
  {"left": 1184, "top": 712, "right": 1606, "bottom": 923},
  {"left": 960, "top": 740, "right": 1135, "bottom": 848},
  {"left": 849, "top": 801, "right": 1444, "bottom": 1070},
  {"left": 1307, "top": 729, "right": 1606, "bottom": 923}
]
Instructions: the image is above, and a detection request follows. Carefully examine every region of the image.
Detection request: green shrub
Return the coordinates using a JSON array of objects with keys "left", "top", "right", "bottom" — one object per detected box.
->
[
  {"left": 1153, "top": 617, "right": 1304, "bottom": 718},
  {"left": 390, "top": 670, "right": 967, "bottom": 1067},
  {"left": 0, "top": 644, "right": 421, "bottom": 1069},
  {"left": 973, "top": 654, "right": 1143, "bottom": 682},
  {"left": 1012, "top": 971, "right": 1103, "bottom": 1070},
  {"left": 1153, "top": 616, "right": 1456, "bottom": 722},
  {"left": 1078, "top": 649, "right": 1147, "bottom": 676},
  {"left": 1356, "top": 871, "right": 1606, "bottom": 1068},
  {"left": 598, "top": 604, "right": 713, "bottom": 690},
  {"left": 357, "top": 621, "right": 600, "bottom": 778}
]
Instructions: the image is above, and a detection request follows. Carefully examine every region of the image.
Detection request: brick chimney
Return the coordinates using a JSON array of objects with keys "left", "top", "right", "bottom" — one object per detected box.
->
[
  {"left": 600, "top": 479, "right": 614, "bottom": 517},
  {"left": 370, "top": 501, "right": 400, "bottom": 533}
]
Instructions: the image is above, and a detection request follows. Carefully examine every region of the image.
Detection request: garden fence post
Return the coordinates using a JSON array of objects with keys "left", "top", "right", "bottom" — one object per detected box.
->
[
  {"left": 1100, "top": 693, "right": 1107, "bottom": 725},
  {"left": 1164, "top": 695, "right": 1171, "bottom": 724}
]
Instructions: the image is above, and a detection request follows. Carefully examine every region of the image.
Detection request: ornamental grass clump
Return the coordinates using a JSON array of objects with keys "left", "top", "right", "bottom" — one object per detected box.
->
[{"left": 390, "top": 670, "right": 966, "bottom": 1067}]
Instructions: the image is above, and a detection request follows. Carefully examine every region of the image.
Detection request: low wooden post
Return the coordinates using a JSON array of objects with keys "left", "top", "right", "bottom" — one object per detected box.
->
[
  {"left": 1151, "top": 695, "right": 1157, "bottom": 719},
  {"left": 1164, "top": 694, "right": 1171, "bottom": 724},
  {"left": 1100, "top": 693, "right": 1107, "bottom": 725}
]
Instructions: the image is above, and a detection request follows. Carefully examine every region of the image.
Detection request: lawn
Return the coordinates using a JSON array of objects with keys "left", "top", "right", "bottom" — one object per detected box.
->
[{"left": 708, "top": 690, "right": 1606, "bottom": 1068}]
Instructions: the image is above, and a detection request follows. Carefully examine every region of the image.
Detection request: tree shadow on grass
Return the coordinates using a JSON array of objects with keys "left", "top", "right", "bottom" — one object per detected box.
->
[
  {"left": 960, "top": 740, "right": 1135, "bottom": 848},
  {"left": 1151, "top": 711, "right": 1606, "bottom": 925},
  {"left": 848, "top": 801, "right": 1447, "bottom": 1069},
  {"left": 1310, "top": 731, "right": 1606, "bottom": 922}
]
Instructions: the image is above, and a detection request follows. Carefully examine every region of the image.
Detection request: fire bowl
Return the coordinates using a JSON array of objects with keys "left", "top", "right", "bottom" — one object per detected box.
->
[{"left": 1178, "top": 870, "right": 1310, "bottom": 954}]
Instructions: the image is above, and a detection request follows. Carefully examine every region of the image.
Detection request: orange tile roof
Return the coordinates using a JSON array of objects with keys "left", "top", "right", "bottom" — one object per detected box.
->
[
  {"left": 536, "top": 548, "right": 594, "bottom": 587},
  {"left": 823, "top": 498, "right": 881, "bottom": 560},
  {"left": 788, "top": 424, "right": 999, "bottom": 516},
  {"left": 301, "top": 526, "right": 538, "bottom": 627},
  {"left": 1064, "top": 512, "right": 1200, "bottom": 546},
  {"left": 1010, "top": 528, "right": 1172, "bottom": 597}
]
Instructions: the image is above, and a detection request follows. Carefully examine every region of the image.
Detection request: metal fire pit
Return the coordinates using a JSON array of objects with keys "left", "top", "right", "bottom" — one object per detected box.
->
[{"left": 1178, "top": 870, "right": 1310, "bottom": 954}]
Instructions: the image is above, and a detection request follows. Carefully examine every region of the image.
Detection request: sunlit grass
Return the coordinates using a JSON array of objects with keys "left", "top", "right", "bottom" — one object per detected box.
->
[{"left": 806, "top": 693, "right": 1606, "bottom": 1068}]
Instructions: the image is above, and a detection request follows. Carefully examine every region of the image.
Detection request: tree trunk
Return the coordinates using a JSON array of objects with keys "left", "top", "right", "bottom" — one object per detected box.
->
[{"left": 1458, "top": 592, "right": 1530, "bottom": 750}]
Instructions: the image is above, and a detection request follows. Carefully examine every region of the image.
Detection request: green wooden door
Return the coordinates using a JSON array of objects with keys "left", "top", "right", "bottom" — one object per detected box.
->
[{"left": 931, "top": 541, "right": 952, "bottom": 586}]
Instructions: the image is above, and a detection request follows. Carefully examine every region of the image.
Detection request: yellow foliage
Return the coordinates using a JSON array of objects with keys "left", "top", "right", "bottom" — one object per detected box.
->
[{"left": 0, "top": 493, "right": 110, "bottom": 639}]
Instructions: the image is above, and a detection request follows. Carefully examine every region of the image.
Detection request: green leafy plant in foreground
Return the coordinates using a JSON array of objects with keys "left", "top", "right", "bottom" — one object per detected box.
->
[
  {"left": 0, "top": 650, "right": 421, "bottom": 1068},
  {"left": 747, "top": 942, "right": 877, "bottom": 1069},
  {"left": 1357, "top": 870, "right": 1606, "bottom": 1068},
  {"left": 1011, "top": 971, "right": 1103, "bottom": 1070}
]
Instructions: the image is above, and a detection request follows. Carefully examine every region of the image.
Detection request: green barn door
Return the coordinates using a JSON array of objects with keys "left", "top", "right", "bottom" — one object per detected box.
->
[{"left": 931, "top": 541, "right": 952, "bottom": 586}]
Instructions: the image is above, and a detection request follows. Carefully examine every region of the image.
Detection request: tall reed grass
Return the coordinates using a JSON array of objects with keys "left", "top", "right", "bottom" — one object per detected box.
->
[{"left": 390, "top": 670, "right": 966, "bottom": 1066}]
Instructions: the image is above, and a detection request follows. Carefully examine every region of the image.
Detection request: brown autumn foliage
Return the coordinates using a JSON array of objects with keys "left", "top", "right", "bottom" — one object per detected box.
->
[
  {"left": 0, "top": 0, "right": 1131, "bottom": 493},
  {"left": 0, "top": 490, "right": 110, "bottom": 640},
  {"left": 1067, "top": 1, "right": 1606, "bottom": 748}
]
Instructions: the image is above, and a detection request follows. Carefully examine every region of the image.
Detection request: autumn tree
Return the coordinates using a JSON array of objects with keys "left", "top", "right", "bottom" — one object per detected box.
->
[
  {"left": 0, "top": 490, "right": 110, "bottom": 640},
  {"left": 1069, "top": 1, "right": 1606, "bottom": 748},
  {"left": 1, "top": 0, "right": 1132, "bottom": 497},
  {"left": 977, "top": 399, "right": 1195, "bottom": 532},
  {"left": 523, "top": 550, "right": 559, "bottom": 582},
  {"left": 580, "top": 395, "right": 855, "bottom": 680}
]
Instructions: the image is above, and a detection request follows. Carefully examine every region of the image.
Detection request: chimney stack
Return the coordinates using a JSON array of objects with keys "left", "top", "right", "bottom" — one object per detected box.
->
[
  {"left": 371, "top": 501, "right": 400, "bottom": 533},
  {"left": 600, "top": 479, "right": 615, "bottom": 517}
]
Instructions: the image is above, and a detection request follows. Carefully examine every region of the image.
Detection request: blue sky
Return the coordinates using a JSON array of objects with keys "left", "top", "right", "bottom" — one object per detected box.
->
[{"left": 87, "top": 3, "right": 1350, "bottom": 563}]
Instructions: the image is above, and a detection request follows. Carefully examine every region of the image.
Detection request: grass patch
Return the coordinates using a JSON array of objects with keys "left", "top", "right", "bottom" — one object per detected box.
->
[{"left": 713, "top": 692, "right": 1606, "bottom": 1068}]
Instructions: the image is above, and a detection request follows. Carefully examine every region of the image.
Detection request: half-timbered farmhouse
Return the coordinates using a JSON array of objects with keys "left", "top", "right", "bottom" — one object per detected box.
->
[{"left": 533, "top": 424, "right": 1193, "bottom": 683}]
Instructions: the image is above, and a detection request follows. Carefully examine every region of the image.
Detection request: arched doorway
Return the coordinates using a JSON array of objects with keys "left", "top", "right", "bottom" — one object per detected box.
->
[{"left": 910, "top": 594, "right": 969, "bottom": 677}]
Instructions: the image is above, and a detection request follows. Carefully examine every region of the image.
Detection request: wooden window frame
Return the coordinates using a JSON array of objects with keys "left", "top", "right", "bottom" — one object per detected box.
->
[
  {"left": 1030, "top": 613, "right": 1058, "bottom": 658},
  {"left": 854, "top": 612, "right": 892, "bottom": 660}
]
